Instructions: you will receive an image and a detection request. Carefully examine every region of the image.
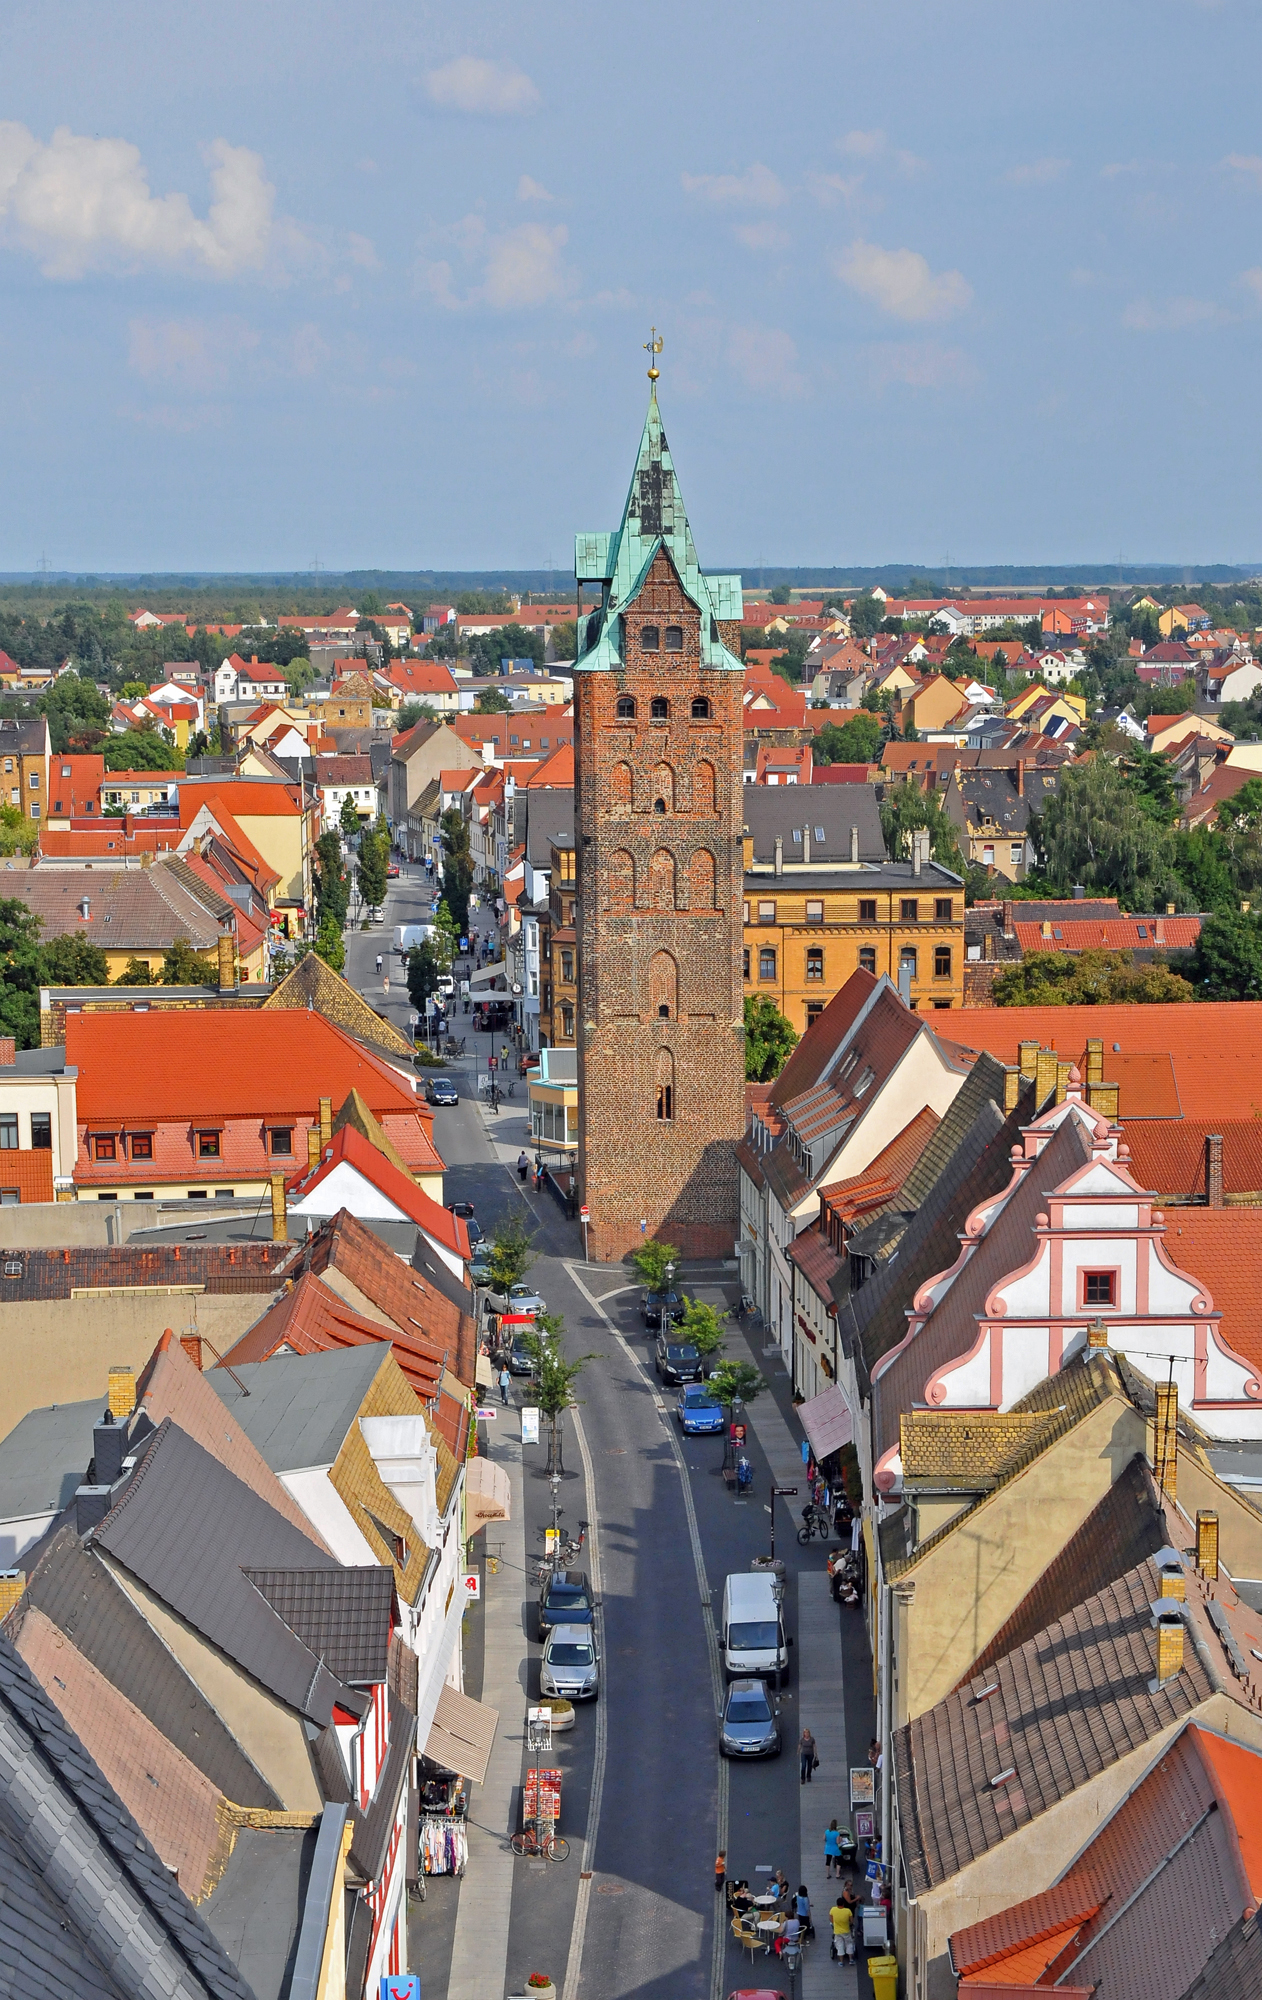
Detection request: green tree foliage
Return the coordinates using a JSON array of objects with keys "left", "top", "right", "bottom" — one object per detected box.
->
[
  {"left": 103, "top": 730, "right": 182, "bottom": 772},
  {"left": 395, "top": 701, "right": 437, "bottom": 733},
  {"left": 338, "top": 791, "right": 363, "bottom": 838},
  {"left": 42, "top": 932, "right": 110, "bottom": 985},
  {"left": 440, "top": 807, "right": 474, "bottom": 933},
  {"left": 708, "top": 1359, "right": 764, "bottom": 1409},
  {"left": 768, "top": 585, "right": 793, "bottom": 606},
  {"left": 405, "top": 939, "right": 443, "bottom": 1012},
  {"left": 523, "top": 1311, "right": 598, "bottom": 1472},
  {"left": 812, "top": 714, "right": 883, "bottom": 766},
  {"left": 1184, "top": 911, "right": 1262, "bottom": 999},
  {"left": 631, "top": 1238, "right": 681, "bottom": 1289},
  {"left": 1215, "top": 779, "right": 1262, "bottom": 898},
  {"left": 744, "top": 993, "right": 799, "bottom": 1082},
  {"left": 879, "top": 777, "right": 964, "bottom": 871},
  {"left": 314, "top": 830, "right": 349, "bottom": 928},
  {"left": 433, "top": 902, "right": 458, "bottom": 969},
  {"left": 1171, "top": 826, "right": 1237, "bottom": 914},
  {"left": 114, "top": 957, "right": 156, "bottom": 987},
  {"left": 0, "top": 899, "right": 48, "bottom": 1047},
  {"left": 313, "top": 910, "right": 346, "bottom": 973},
  {"left": 991, "top": 949, "right": 1194, "bottom": 1007},
  {"left": 1035, "top": 759, "right": 1179, "bottom": 911},
  {"left": 550, "top": 621, "right": 577, "bottom": 662},
  {"left": 474, "top": 686, "right": 512, "bottom": 713},
  {"left": 1121, "top": 748, "right": 1180, "bottom": 826},
  {"left": 161, "top": 936, "right": 218, "bottom": 985},
  {"left": 848, "top": 593, "right": 885, "bottom": 639},
  {"left": 356, "top": 827, "right": 389, "bottom": 914},
  {"left": 0, "top": 805, "right": 36, "bottom": 857},
  {"left": 487, "top": 1212, "right": 536, "bottom": 1291},
  {"left": 466, "top": 624, "right": 545, "bottom": 674},
  {"left": 678, "top": 1296, "right": 727, "bottom": 1359}
]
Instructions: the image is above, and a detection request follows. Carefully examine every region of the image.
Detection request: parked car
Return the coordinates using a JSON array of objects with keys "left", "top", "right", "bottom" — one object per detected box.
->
[
  {"left": 656, "top": 1336, "right": 703, "bottom": 1385},
  {"left": 677, "top": 1383, "right": 725, "bottom": 1435},
  {"left": 538, "top": 1569, "right": 593, "bottom": 1636},
  {"left": 425, "top": 1076, "right": 459, "bottom": 1107},
  {"left": 540, "top": 1624, "right": 599, "bottom": 1701},
  {"left": 719, "top": 1679, "right": 782, "bottom": 1758},
  {"left": 506, "top": 1332, "right": 537, "bottom": 1375},
  {"left": 447, "top": 1200, "right": 483, "bottom": 1244},
  {"left": 468, "top": 1250, "right": 495, "bottom": 1287},
  {"left": 386, "top": 863, "right": 401, "bottom": 879},
  {"left": 642, "top": 1289, "right": 685, "bottom": 1330}
]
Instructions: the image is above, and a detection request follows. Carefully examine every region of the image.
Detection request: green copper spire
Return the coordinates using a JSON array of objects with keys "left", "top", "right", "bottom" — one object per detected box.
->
[{"left": 573, "top": 366, "right": 742, "bottom": 672}]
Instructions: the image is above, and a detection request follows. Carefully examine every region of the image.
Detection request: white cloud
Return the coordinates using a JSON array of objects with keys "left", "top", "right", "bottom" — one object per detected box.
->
[
  {"left": 734, "top": 220, "right": 790, "bottom": 251},
  {"left": 422, "top": 58, "right": 540, "bottom": 116},
  {"left": 1242, "top": 268, "right": 1262, "bottom": 305},
  {"left": 805, "top": 170, "right": 863, "bottom": 209},
  {"left": 1006, "top": 158, "right": 1069, "bottom": 185},
  {"left": 840, "top": 129, "right": 885, "bottom": 158},
  {"left": 868, "top": 342, "right": 978, "bottom": 391},
  {"left": 347, "top": 232, "right": 380, "bottom": 270},
  {"left": 834, "top": 239, "right": 972, "bottom": 322},
  {"left": 517, "top": 175, "right": 553, "bottom": 203},
  {"left": 728, "top": 324, "right": 807, "bottom": 398},
  {"left": 1224, "top": 153, "right": 1262, "bottom": 188},
  {"left": 128, "top": 315, "right": 259, "bottom": 388},
  {"left": 424, "top": 217, "right": 575, "bottom": 309},
  {"left": 1123, "top": 295, "right": 1220, "bottom": 330},
  {"left": 0, "top": 123, "right": 284, "bottom": 279},
  {"left": 681, "top": 163, "right": 787, "bottom": 208}
]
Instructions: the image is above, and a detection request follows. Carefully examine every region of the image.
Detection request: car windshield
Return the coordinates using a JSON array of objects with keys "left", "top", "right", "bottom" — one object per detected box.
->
[
  {"left": 728, "top": 1621, "right": 780, "bottom": 1650},
  {"left": 546, "top": 1582, "right": 589, "bottom": 1607},
  {"left": 727, "top": 1693, "right": 771, "bottom": 1723},
  {"left": 665, "top": 1345, "right": 699, "bottom": 1360},
  {"left": 683, "top": 1387, "right": 719, "bottom": 1407},
  {"left": 549, "top": 1642, "right": 594, "bottom": 1666}
]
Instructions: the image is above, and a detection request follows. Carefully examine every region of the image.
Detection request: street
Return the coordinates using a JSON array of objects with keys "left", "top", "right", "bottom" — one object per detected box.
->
[{"left": 349, "top": 868, "right": 876, "bottom": 2000}]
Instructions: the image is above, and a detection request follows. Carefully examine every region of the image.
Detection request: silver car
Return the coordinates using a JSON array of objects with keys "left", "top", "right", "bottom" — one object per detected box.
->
[
  {"left": 720, "top": 1678, "right": 782, "bottom": 1757},
  {"left": 540, "top": 1624, "right": 600, "bottom": 1701}
]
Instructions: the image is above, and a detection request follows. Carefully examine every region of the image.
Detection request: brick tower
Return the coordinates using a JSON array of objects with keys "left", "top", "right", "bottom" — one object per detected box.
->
[{"left": 573, "top": 372, "right": 745, "bottom": 1262}]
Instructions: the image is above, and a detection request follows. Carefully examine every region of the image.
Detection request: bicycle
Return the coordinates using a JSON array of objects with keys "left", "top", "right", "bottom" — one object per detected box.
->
[
  {"left": 797, "top": 1504, "right": 831, "bottom": 1545},
  {"left": 510, "top": 1821, "right": 569, "bottom": 1861}
]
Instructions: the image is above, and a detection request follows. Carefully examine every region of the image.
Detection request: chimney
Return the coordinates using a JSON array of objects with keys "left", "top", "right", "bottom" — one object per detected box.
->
[
  {"left": 0, "top": 1039, "right": 14, "bottom": 1068},
  {"left": 849, "top": 824, "right": 859, "bottom": 864},
  {"left": 307, "top": 1126, "right": 321, "bottom": 1170},
  {"left": 1196, "top": 1509, "right": 1220, "bottom": 1580},
  {"left": 92, "top": 1411, "right": 127, "bottom": 1487},
  {"left": 79, "top": 896, "right": 90, "bottom": 921},
  {"left": 1153, "top": 1381, "right": 1178, "bottom": 1500},
  {"left": 912, "top": 830, "right": 922, "bottom": 876},
  {"left": 1154, "top": 916, "right": 1164, "bottom": 946},
  {"left": 1087, "top": 1317, "right": 1110, "bottom": 1349},
  {"left": 1166, "top": 901, "right": 1175, "bottom": 915},
  {"left": 75, "top": 1484, "right": 112, "bottom": 1534},
  {"left": 1018, "top": 1039, "right": 1039, "bottom": 1080},
  {"left": 1073, "top": 884, "right": 1085, "bottom": 899},
  {"left": 1085, "top": 1038, "right": 1104, "bottom": 1087},
  {"left": 1003, "top": 1067, "right": 1021, "bottom": 1112},
  {"left": 1015, "top": 759, "right": 1024, "bottom": 798},
  {"left": 1041, "top": 920, "right": 1052, "bottom": 939},
  {"left": 774, "top": 836, "right": 783, "bottom": 877},
  {"left": 898, "top": 959, "right": 912, "bottom": 1007},
  {"left": 180, "top": 1335, "right": 203, "bottom": 1371},
  {"left": 1035, "top": 1046, "right": 1057, "bottom": 1107},
  {"left": 802, "top": 826, "right": 811, "bottom": 864},
  {"left": 1156, "top": 1548, "right": 1186, "bottom": 1600},
  {"left": 0, "top": 1570, "right": 24, "bottom": 1621},
  {"left": 270, "top": 1171, "right": 287, "bottom": 1243},
  {"left": 1002, "top": 901, "right": 1016, "bottom": 940},
  {"left": 1206, "top": 1133, "right": 1224, "bottom": 1209},
  {"left": 107, "top": 1365, "right": 135, "bottom": 1418},
  {"left": 1150, "top": 1605, "right": 1185, "bottom": 1688},
  {"left": 217, "top": 934, "right": 236, "bottom": 993},
  {"left": 319, "top": 1097, "right": 333, "bottom": 1146}
]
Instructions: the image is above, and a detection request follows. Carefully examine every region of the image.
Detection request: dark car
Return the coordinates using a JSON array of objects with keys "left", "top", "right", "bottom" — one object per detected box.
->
[
  {"left": 642, "top": 1288, "right": 685, "bottom": 1329},
  {"left": 425, "top": 1076, "right": 459, "bottom": 1107},
  {"left": 656, "top": 1336, "right": 703, "bottom": 1385},
  {"left": 719, "top": 1678, "right": 782, "bottom": 1758},
  {"left": 538, "top": 1568, "right": 594, "bottom": 1636},
  {"left": 506, "top": 1332, "right": 536, "bottom": 1375},
  {"left": 447, "top": 1200, "right": 483, "bottom": 1244}
]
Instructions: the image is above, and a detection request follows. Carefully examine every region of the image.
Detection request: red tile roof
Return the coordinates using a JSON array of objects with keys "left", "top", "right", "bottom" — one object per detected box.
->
[
  {"left": 1123, "top": 1121, "right": 1262, "bottom": 1200},
  {"left": 287, "top": 1125, "right": 469, "bottom": 1257},
  {"left": 523, "top": 744, "right": 575, "bottom": 789},
  {"left": 770, "top": 969, "right": 881, "bottom": 1105},
  {"left": 818, "top": 1105, "right": 941, "bottom": 1217},
  {"left": 0, "top": 1149, "right": 53, "bottom": 1203},
  {"left": 1159, "top": 1208, "right": 1262, "bottom": 1378},
  {"left": 1014, "top": 916, "right": 1201, "bottom": 954}
]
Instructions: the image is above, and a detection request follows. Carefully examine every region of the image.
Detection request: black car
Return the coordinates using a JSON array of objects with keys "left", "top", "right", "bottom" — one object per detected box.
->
[
  {"left": 538, "top": 1568, "right": 594, "bottom": 1636},
  {"left": 642, "top": 1289, "right": 685, "bottom": 1329},
  {"left": 506, "top": 1332, "right": 536, "bottom": 1376},
  {"left": 656, "top": 1336, "right": 703, "bottom": 1385},
  {"left": 447, "top": 1200, "right": 483, "bottom": 1245},
  {"left": 426, "top": 1076, "right": 459, "bottom": 1106}
]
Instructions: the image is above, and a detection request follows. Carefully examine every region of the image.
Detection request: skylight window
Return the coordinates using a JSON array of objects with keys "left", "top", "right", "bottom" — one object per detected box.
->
[
  {"left": 815, "top": 826, "right": 825, "bottom": 842},
  {"left": 792, "top": 829, "right": 803, "bottom": 843}
]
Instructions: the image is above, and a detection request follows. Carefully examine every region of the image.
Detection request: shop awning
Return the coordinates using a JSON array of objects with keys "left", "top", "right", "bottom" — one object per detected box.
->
[
  {"left": 475, "top": 1352, "right": 495, "bottom": 1391},
  {"left": 423, "top": 1684, "right": 500, "bottom": 1786},
  {"left": 470, "top": 961, "right": 507, "bottom": 989},
  {"left": 465, "top": 1453, "right": 512, "bottom": 1526},
  {"left": 797, "top": 1385, "right": 853, "bottom": 1462}
]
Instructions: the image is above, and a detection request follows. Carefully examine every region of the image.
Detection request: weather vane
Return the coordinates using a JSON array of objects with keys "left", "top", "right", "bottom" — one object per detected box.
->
[{"left": 644, "top": 326, "right": 663, "bottom": 391}]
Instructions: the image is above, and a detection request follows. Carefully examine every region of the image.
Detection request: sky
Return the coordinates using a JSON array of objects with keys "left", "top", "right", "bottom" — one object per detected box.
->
[{"left": 1, "top": 0, "right": 1261, "bottom": 574}]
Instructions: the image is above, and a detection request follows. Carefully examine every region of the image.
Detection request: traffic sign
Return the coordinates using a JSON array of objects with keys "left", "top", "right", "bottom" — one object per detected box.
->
[
  {"left": 580, "top": 1204, "right": 590, "bottom": 1220},
  {"left": 381, "top": 1977, "right": 420, "bottom": 2000},
  {"left": 462, "top": 1572, "right": 480, "bottom": 1601}
]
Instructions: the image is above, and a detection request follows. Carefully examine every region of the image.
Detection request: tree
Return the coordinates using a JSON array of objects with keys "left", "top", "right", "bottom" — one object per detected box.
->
[
  {"left": 744, "top": 994, "right": 798, "bottom": 1082},
  {"left": 0, "top": 899, "right": 46, "bottom": 1047},
  {"left": 313, "top": 910, "right": 346, "bottom": 973},
  {"left": 356, "top": 827, "right": 388, "bottom": 914},
  {"left": 708, "top": 1359, "right": 764, "bottom": 1410},
  {"left": 396, "top": 702, "right": 437, "bottom": 733},
  {"left": 119, "top": 680, "right": 148, "bottom": 699},
  {"left": 523, "top": 1311, "right": 597, "bottom": 1473},
  {"left": 114, "top": 956, "right": 156, "bottom": 986},
  {"left": 42, "top": 932, "right": 110, "bottom": 985},
  {"left": 768, "top": 585, "right": 793, "bottom": 606},
  {"left": 991, "top": 949, "right": 1194, "bottom": 1007},
  {"left": 551, "top": 621, "right": 577, "bottom": 661},
  {"left": 314, "top": 829, "right": 348, "bottom": 929},
  {"left": 813, "top": 714, "right": 882, "bottom": 766},
  {"left": 1123, "top": 747, "right": 1179, "bottom": 825},
  {"left": 631, "top": 1238, "right": 681, "bottom": 1289},
  {"left": 1184, "top": 911, "right": 1262, "bottom": 999},
  {"left": 440, "top": 807, "right": 475, "bottom": 934},
  {"left": 161, "top": 936, "right": 218, "bottom": 984},
  {"left": 0, "top": 804, "right": 36, "bottom": 857},
  {"left": 475, "top": 686, "right": 511, "bottom": 713},
  {"left": 433, "top": 901, "right": 458, "bottom": 970},
  {"left": 848, "top": 593, "right": 885, "bottom": 639},
  {"left": 487, "top": 1212, "right": 536, "bottom": 1291},
  {"left": 1172, "top": 826, "right": 1237, "bottom": 914},
  {"left": 678, "top": 1296, "right": 726, "bottom": 1360},
  {"left": 1036, "top": 760, "right": 1179, "bottom": 911},
  {"left": 879, "top": 778, "right": 970, "bottom": 877},
  {"left": 405, "top": 939, "right": 443, "bottom": 1012},
  {"left": 103, "top": 730, "right": 182, "bottom": 772},
  {"left": 339, "top": 792, "right": 363, "bottom": 838}
]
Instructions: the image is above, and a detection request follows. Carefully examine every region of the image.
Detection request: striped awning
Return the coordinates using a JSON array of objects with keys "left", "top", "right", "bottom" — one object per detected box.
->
[{"left": 465, "top": 1453, "right": 512, "bottom": 1526}]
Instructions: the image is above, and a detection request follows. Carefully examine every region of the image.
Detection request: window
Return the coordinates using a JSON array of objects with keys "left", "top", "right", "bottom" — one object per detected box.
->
[
  {"left": 691, "top": 697, "right": 711, "bottom": 719},
  {"left": 641, "top": 625, "right": 660, "bottom": 652},
  {"left": 859, "top": 899, "right": 877, "bottom": 922},
  {"left": 805, "top": 899, "right": 824, "bottom": 925},
  {"left": 616, "top": 695, "right": 636, "bottom": 720},
  {"left": 656, "top": 1082, "right": 673, "bottom": 1119},
  {"left": 934, "top": 945, "right": 952, "bottom": 978},
  {"left": 806, "top": 1002, "right": 825, "bottom": 1027},
  {"left": 93, "top": 1134, "right": 116, "bottom": 1161},
  {"left": 743, "top": 900, "right": 750, "bottom": 923},
  {"left": 935, "top": 898, "right": 953, "bottom": 921},
  {"left": 0, "top": 1115, "right": 16, "bottom": 1150},
  {"left": 743, "top": 947, "right": 751, "bottom": 980},
  {"left": 30, "top": 1112, "right": 50, "bottom": 1150},
  {"left": 982, "top": 844, "right": 995, "bottom": 864},
  {"left": 806, "top": 947, "right": 824, "bottom": 981},
  {"left": 899, "top": 946, "right": 918, "bottom": 980},
  {"left": 1010, "top": 845, "right": 1022, "bottom": 866},
  {"left": 28, "top": 772, "right": 38, "bottom": 789},
  {"left": 561, "top": 1004, "right": 574, "bottom": 1038},
  {"left": 129, "top": 1132, "right": 153, "bottom": 1160},
  {"left": 3, "top": 761, "right": 10, "bottom": 774},
  {"left": 664, "top": 625, "right": 683, "bottom": 652},
  {"left": 759, "top": 946, "right": 777, "bottom": 981},
  {"left": 815, "top": 826, "right": 825, "bottom": 843},
  {"left": 197, "top": 1131, "right": 221, "bottom": 1158},
  {"left": 29, "top": 804, "right": 38, "bottom": 819},
  {"left": 650, "top": 696, "right": 669, "bottom": 720},
  {"left": 1084, "top": 1271, "right": 1116, "bottom": 1306},
  {"left": 792, "top": 828, "right": 802, "bottom": 843},
  {"left": 757, "top": 900, "right": 776, "bottom": 924},
  {"left": 859, "top": 947, "right": 877, "bottom": 974},
  {"left": 268, "top": 1127, "right": 294, "bottom": 1155},
  {"left": 560, "top": 950, "right": 574, "bottom": 983},
  {"left": 901, "top": 899, "right": 919, "bottom": 922},
  {"left": 61, "top": 765, "right": 70, "bottom": 778}
]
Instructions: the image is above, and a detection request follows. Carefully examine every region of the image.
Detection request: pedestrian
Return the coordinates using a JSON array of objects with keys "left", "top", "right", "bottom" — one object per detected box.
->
[
  {"left": 799, "top": 1726, "right": 817, "bottom": 1785},
  {"left": 517, "top": 1150, "right": 529, "bottom": 1182},
  {"left": 830, "top": 1895, "right": 855, "bottom": 1964},
  {"left": 824, "top": 1819, "right": 841, "bottom": 1878},
  {"left": 795, "top": 1884, "right": 814, "bottom": 1941},
  {"left": 775, "top": 1913, "right": 800, "bottom": 1958},
  {"left": 714, "top": 1849, "right": 726, "bottom": 1894},
  {"left": 868, "top": 1735, "right": 882, "bottom": 1771},
  {"left": 772, "top": 1867, "right": 791, "bottom": 1905},
  {"left": 498, "top": 1366, "right": 511, "bottom": 1406}
]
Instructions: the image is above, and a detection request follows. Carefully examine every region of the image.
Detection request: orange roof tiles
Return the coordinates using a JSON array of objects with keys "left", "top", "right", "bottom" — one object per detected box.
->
[
  {"left": 1160, "top": 1208, "right": 1262, "bottom": 1377},
  {"left": 1014, "top": 917, "right": 1201, "bottom": 954}
]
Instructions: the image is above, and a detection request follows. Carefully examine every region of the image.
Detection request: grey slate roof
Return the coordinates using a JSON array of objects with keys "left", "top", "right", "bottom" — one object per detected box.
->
[
  {"left": 0, "top": 1395, "right": 99, "bottom": 1533},
  {"left": 201, "top": 1824, "right": 316, "bottom": 2000},
  {"left": 206, "top": 1345, "right": 388, "bottom": 1472},
  {"left": 0, "top": 1634, "right": 258, "bottom": 2000},
  {"left": 741, "top": 782, "right": 885, "bottom": 864},
  {"left": 1180, "top": 1914, "right": 1262, "bottom": 2000},
  {"left": 93, "top": 1419, "right": 364, "bottom": 1726},
  {"left": 19, "top": 863, "right": 229, "bottom": 951},
  {"left": 523, "top": 789, "right": 574, "bottom": 866},
  {"left": 243, "top": 1568, "right": 396, "bottom": 1684}
]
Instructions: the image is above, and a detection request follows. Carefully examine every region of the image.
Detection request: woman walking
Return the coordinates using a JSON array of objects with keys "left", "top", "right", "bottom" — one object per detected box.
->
[
  {"left": 824, "top": 1820, "right": 841, "bottom": 1878},
  {"left": 799, "top": 1726, "right": 817, "bottom": 1785}
]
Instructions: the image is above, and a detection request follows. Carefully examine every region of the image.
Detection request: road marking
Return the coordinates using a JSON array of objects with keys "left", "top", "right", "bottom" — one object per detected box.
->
[
  {"left": 560, "top": 1396, "right": 605, "bottom": 2000},
  {"left": 566, "top": 1263, "right": 729, "bottom": 2000}
]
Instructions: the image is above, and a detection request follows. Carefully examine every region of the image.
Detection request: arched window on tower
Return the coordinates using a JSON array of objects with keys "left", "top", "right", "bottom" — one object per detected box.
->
[
  {"left": 693, "top": 761, "right": 716, "bottom": 814},
  {"left": 609, "top": 849, "right": 635, "bottom": 910},
  {"left": 649, "top": 950, "right": 678, "bottom": 1019},
  {"left": 650, "top": 696, "right": 669, "bottom": 720},
  {"left": 609, "top": 761, "right": 633, "bottom": 813},
  {"left": 688, "top": 848, "right": 716, "bottom": 910},
  {"left": 664, "top": 625, "right": 684, "bottom": 653},
  {"left": 651, "top": 761, "right": 675, "bottom": 813},
  {"left": 691, "top": 696, "right": 711, "bottom": 719},
  {"left": 649, "top": 848, "right": 677, "bottom": 910},
  {"left": 641, "top": 624, "right": 660, "bottom": 652},
  {"left": 616, "top": 695, "right": 636, "bottom": 721},
  {"left": 655, "top": 1046, "right": 675, "bottom": 1122}
]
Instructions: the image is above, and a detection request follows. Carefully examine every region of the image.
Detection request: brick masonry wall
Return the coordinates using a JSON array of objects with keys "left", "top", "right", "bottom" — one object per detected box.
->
[
  {"left": 963, "top": 960, "right": 1008, "bottom": 1006},
  {"left": 576, "top": 551, "right": 745, "bottom": 1262}
]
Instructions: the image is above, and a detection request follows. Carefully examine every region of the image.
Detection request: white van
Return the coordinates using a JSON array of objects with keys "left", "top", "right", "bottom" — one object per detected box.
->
[{"left": 722, "top": 1570, "right": 788, "bottom": 1681}]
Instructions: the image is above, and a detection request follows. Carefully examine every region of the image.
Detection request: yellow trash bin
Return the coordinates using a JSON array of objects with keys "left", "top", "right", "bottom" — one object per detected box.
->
[{"left": 869, "top": 1953, "right": 899, "bottom": 2000}]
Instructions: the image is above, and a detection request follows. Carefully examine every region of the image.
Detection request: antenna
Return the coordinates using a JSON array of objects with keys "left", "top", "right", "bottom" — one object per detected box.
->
[{"left": 36, "top": 552, "right": 50, "bottom": 586}]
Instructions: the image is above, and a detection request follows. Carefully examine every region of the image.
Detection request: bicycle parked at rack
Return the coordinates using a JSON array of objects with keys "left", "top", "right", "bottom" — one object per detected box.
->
[{"left": 510, "top": 1820, "right": 569, "bottom": 1862}]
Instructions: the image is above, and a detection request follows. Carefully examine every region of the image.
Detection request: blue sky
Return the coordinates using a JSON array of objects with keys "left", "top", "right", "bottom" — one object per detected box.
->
[{"left": 1, "top": 0, "right": 1260, "bottom": 572}]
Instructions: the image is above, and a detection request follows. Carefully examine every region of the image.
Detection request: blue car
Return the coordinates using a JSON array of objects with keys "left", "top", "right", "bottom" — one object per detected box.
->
[{"left": 677, "top": 1383, "right": 725, "bottom": 1434}]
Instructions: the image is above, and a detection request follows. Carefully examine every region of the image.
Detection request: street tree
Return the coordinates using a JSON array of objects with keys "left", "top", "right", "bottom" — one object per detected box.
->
[
  {"left": 160, "top": 936, "right": 218, "bottom": 985},
  {"left": 313, "top": 910, "right": 346, "bottom": 974},
  {"left": 440, "top": 807, "right": 475, "bottom": 933},
  {"left": 488, "top": 1212, "right": 536, "bottom": 1291},
  {"left": 405, "top": 940, "right": 442, "bottom": 1013},
  {"left": 708, "top": 1359, "right": 764, "bottom": 1409},
  {"left": 678, "top": 1296, "right": 726, "bottom": 1360},
  {"left": 631, "top": 1238, "right": 681, "bottom": 1289},
  {"left": 524, "top": 1311, "right": 598, "bottom": 1474},
  {"left": 314, "top": 830, "right": 348, "bottom": 929},
  {"left": 744, "top": 994, "right": 798, "bottom": 1082},
  {"left": 356, "top": 828, "right": 388, "bottom": 914},
  {"left": 339, "top": 792, "right": 362, "bottom": 839}
]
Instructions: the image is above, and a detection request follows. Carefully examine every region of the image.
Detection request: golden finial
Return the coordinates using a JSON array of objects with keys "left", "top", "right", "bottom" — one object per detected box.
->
[{"left": 644, "top": 326, "right": 663, "bottom": 391}]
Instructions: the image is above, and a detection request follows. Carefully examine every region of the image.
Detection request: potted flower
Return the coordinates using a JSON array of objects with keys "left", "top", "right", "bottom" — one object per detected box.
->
[{"left": 526, "top": 1976, "right": 555, "bottom": 2000}]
